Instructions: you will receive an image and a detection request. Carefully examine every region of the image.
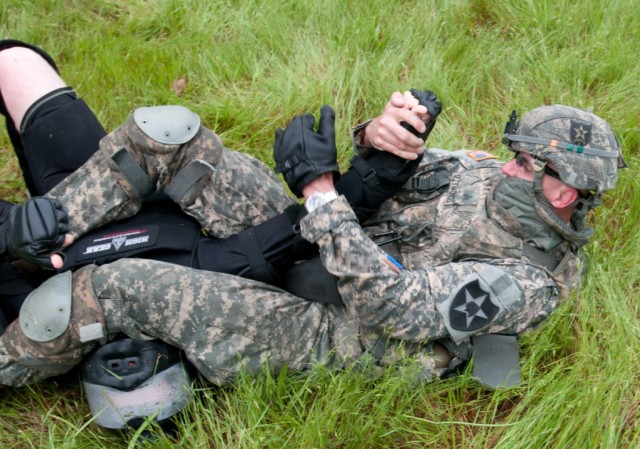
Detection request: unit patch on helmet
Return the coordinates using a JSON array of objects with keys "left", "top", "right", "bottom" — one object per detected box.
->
[
  {"left": 570, "top": 120, "right": 592, "bottom": 146},
  {"left": 449, "top": 279, "right": 499, "bottom": 331}
]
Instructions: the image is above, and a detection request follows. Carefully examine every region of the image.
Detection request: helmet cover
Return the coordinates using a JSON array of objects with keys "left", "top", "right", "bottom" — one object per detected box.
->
[{"left": 503, "top": 105, "right": 624, "bottom": 193}]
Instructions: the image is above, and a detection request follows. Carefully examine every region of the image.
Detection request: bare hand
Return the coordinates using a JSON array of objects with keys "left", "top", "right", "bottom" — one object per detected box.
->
[{"left": 361, "top": 91, "right": 433, "bottom": 160}]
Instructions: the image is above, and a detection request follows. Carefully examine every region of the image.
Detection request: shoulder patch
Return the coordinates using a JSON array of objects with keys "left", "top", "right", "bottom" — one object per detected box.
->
[
  {"left": 449, "top": 279, "right": 499, "bottom": 331},
  {"left": 466, "top": 150, "right": 497, "bottom": 161},
  {"left": 436, "top": 265, "right": 523, "bottom": 343}
]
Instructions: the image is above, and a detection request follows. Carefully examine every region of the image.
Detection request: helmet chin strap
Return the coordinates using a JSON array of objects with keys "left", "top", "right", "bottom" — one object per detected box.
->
[{"left": 530, "top": 162, "right": 594, "bottom": 247}]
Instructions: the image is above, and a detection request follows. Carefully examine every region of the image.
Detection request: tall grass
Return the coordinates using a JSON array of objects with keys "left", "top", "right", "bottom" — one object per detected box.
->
[{"left": 1, "top": 0, "right": 639, "bottom": 447}]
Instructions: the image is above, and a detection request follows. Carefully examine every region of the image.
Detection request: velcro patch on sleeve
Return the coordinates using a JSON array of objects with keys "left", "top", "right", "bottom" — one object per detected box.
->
[{"left": 466, "top": 150, "right": 497, "bottom": 161}]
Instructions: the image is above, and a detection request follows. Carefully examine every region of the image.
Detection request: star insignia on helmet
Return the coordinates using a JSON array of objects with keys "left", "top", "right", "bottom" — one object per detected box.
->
[{"left": 570, "top": 120, "right": 592, "bottom": 146}]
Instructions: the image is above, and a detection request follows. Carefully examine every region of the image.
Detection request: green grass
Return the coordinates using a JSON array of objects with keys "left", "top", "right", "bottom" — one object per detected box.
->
[{"left": 1, "top": 0, "right": 639, "bottom": 447}]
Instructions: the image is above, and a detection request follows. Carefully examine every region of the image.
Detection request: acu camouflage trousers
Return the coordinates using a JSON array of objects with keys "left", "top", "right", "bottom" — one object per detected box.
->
[
  {"left": 0, "top": 258, "right": 360, "bottom": 387},
  {"left": 46, "top": 112, "right": 294, "bottom": 239},
  {"left": 0, "top": 113, "right": 364, "bottom": 387}
]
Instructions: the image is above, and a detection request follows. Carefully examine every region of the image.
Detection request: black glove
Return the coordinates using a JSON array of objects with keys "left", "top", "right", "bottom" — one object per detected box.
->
[
  {"left": 0, "top": 197, "right": 69, "bottom": 268},
  {"left": 401, "top": 89, "right": 442, "bottom": 141},
  {"left": 274, "top": 105, "right": 340, "bottom": 197}
]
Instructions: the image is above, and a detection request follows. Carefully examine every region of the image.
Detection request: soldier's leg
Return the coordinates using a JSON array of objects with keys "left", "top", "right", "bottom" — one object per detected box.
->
[
  {"left": 0, "top": 40, "right": 106, "bottom": 195},
  {"left": 46, "top": 106, "right": 294, "bottom": 240},
  {"left": 0, "top": 259, "right": 330, "bottom": 387},
  {"left": 90, "top": 259, "right": 329, "bottom": 384}
]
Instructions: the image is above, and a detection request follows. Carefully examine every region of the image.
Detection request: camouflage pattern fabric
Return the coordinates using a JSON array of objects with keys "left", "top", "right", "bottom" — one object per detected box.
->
[
  {"left": 0, "top": 128, "right": 584, "bottom": 387},
  {"left": 300, "top": 195, "right": 558, "bottom": 342},
  {"left": 0, "top": 147, "right": 571, "bottom": 387},
  {"left": 46, "top": 113, "right": 293, "bottom": 239},
  {"left": 505, "top": 105, "right": 622, "bottom": 193},
  {"left": 0, "top": 260, "right": 363, "bottom": 387}
]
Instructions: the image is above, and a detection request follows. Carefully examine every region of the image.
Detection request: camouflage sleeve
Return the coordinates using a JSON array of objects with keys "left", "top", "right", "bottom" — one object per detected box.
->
[
  {"left": 351, "top": 120, "right": 374, "bottom": 157},
  {"left": 300, "top": 196, "right": 559, "bottom": 343}
]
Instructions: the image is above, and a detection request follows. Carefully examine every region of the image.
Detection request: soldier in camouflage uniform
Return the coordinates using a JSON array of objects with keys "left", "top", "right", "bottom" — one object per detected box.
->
[
  {"left": 0, "top": 41, "right": 438, "bottom": 428},
  {"left": 0, "top": 71, "right": 625, "bottom": 394}
]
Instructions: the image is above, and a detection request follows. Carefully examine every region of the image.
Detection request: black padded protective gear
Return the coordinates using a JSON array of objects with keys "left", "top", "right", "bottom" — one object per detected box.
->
[
  {"left": 400, "top": 89, "right": 442, "bottom": 140},
  {"left": 196, "top": 206, "right": 307, "bottom": 281},
  {"left": 336, "top": 151, "right": 424, "bottom": 222},
  {"left": 20, "top": 91, "right": 107, "bottom": 194},
  {"left": 0, "top": 197, "right": 69, "bottom": 268},
  {"left": 283, "top": 255, "right": 342, "bottom": 304},
  {"left": 274, "top": 105, "right": 340, "bottom": 197},
  {"left": 81, "top": 338, "right": 183, "bottom": 391}
]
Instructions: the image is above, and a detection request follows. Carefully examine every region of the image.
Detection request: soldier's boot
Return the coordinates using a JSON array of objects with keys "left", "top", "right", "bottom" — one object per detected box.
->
[{"left": 47, "top": 105, "right": 293, "bottom": 240}]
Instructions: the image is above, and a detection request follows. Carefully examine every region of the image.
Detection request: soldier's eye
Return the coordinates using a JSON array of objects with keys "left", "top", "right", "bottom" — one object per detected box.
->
[{"left": 514, "top": 153, "right": 530, "bottom": 170}]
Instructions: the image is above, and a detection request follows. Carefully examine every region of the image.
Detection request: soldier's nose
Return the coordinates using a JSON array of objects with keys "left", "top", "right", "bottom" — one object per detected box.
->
[{"left": 501, "top": 159, "right": 518, "bottom": 177}]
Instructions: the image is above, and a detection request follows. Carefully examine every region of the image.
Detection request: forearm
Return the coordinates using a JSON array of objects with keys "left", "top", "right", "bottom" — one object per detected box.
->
[{"left": 299, "top": 196, "right": 445, "bottom": 341}]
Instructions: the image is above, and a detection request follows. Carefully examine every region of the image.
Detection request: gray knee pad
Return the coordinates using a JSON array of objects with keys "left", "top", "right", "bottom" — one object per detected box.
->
[
  {"left": 19, "top": 271, "right": 72, "bottom": 342},
  {"left": 80, "top": 338, "right": 192, "bottom": 430},
  {"left": 105, "top": 105, "right": 206, "bottom": 200},
  {"left": 133, "top": 105, "right": 200, "bottom": 145},
  {"left": 19, "top": 271, "right": 105, "bottom": 344}
]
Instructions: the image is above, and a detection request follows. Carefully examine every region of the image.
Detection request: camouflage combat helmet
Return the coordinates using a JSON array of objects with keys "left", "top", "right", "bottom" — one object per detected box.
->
[
  {"left": 502, "top": 105, "right": 626, "bottom": 246},
  {"left": 502, "top": 105, "right": 625, "bottom": 194}
]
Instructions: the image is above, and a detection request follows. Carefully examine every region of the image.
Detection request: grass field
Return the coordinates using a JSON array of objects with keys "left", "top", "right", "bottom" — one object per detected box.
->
[{"left": 1, "top": 0, "right": 639, "bottom": 447}]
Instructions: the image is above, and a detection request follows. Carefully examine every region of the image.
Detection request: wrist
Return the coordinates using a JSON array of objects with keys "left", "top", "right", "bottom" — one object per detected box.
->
[
  {"left": 305, "top": 190, "right": 338, "bottom": 213},
  {"left": 352, "top": 120, "right": 373, "bottom": 149}
]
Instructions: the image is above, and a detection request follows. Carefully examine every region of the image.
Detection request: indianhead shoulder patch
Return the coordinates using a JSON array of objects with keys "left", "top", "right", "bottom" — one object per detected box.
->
[
  {"left": 449, "top": 279, "right": 500, "bottom": 331},
  {"left": 570, "top": 120, "right": 592, "bottom": 146}
]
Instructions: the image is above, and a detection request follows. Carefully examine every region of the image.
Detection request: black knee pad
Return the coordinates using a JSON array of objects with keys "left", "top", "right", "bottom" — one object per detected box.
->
[
  {"left": 80, "top": 338, "right": 193, "bottom": 430},
  {"left": 20, "top": 93, "right": 106, "bottom": 194},
  {"left": 0, "top": 39, "right": 59, "bottom": 117}
]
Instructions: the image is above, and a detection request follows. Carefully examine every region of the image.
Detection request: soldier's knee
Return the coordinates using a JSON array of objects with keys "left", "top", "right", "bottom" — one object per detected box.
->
[
  {"left": 101, "top": 105, "right": 224, "bottom": 200},
  {"left": 2, "top": 269, "right": 107, "bottom": 374},
  {"left": 133, "top": 105, "right": 200, "bottom": 145}
]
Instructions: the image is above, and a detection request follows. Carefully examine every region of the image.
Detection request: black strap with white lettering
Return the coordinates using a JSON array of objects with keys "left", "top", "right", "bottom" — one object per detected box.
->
[{"left": 62, "top": 198, "right": 202, "bottom": 270}]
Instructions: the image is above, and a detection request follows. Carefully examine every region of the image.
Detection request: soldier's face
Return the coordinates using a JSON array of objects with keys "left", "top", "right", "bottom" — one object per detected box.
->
[
  {"left": 501, "top": 152, "right": 566, "bottom": 197},
  {"left": 502, "top": 152, "right": 560, "bottom": 180}
]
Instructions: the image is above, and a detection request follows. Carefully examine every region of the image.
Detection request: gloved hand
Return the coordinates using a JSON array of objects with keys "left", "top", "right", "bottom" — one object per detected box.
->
[
  {"left": 0, "top": 197, "right": 69, "bottom": 268},
  {"left": 274, "top": 105, "right": 340, "bottom": 197},
  {"left": 400, "top": 89, "right": 442, "bottom": 141}
]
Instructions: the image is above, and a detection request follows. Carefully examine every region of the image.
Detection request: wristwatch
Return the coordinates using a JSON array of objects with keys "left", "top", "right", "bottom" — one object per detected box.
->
[{"left": 305, "top": 191, "right": 338, "bottom": 213}]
